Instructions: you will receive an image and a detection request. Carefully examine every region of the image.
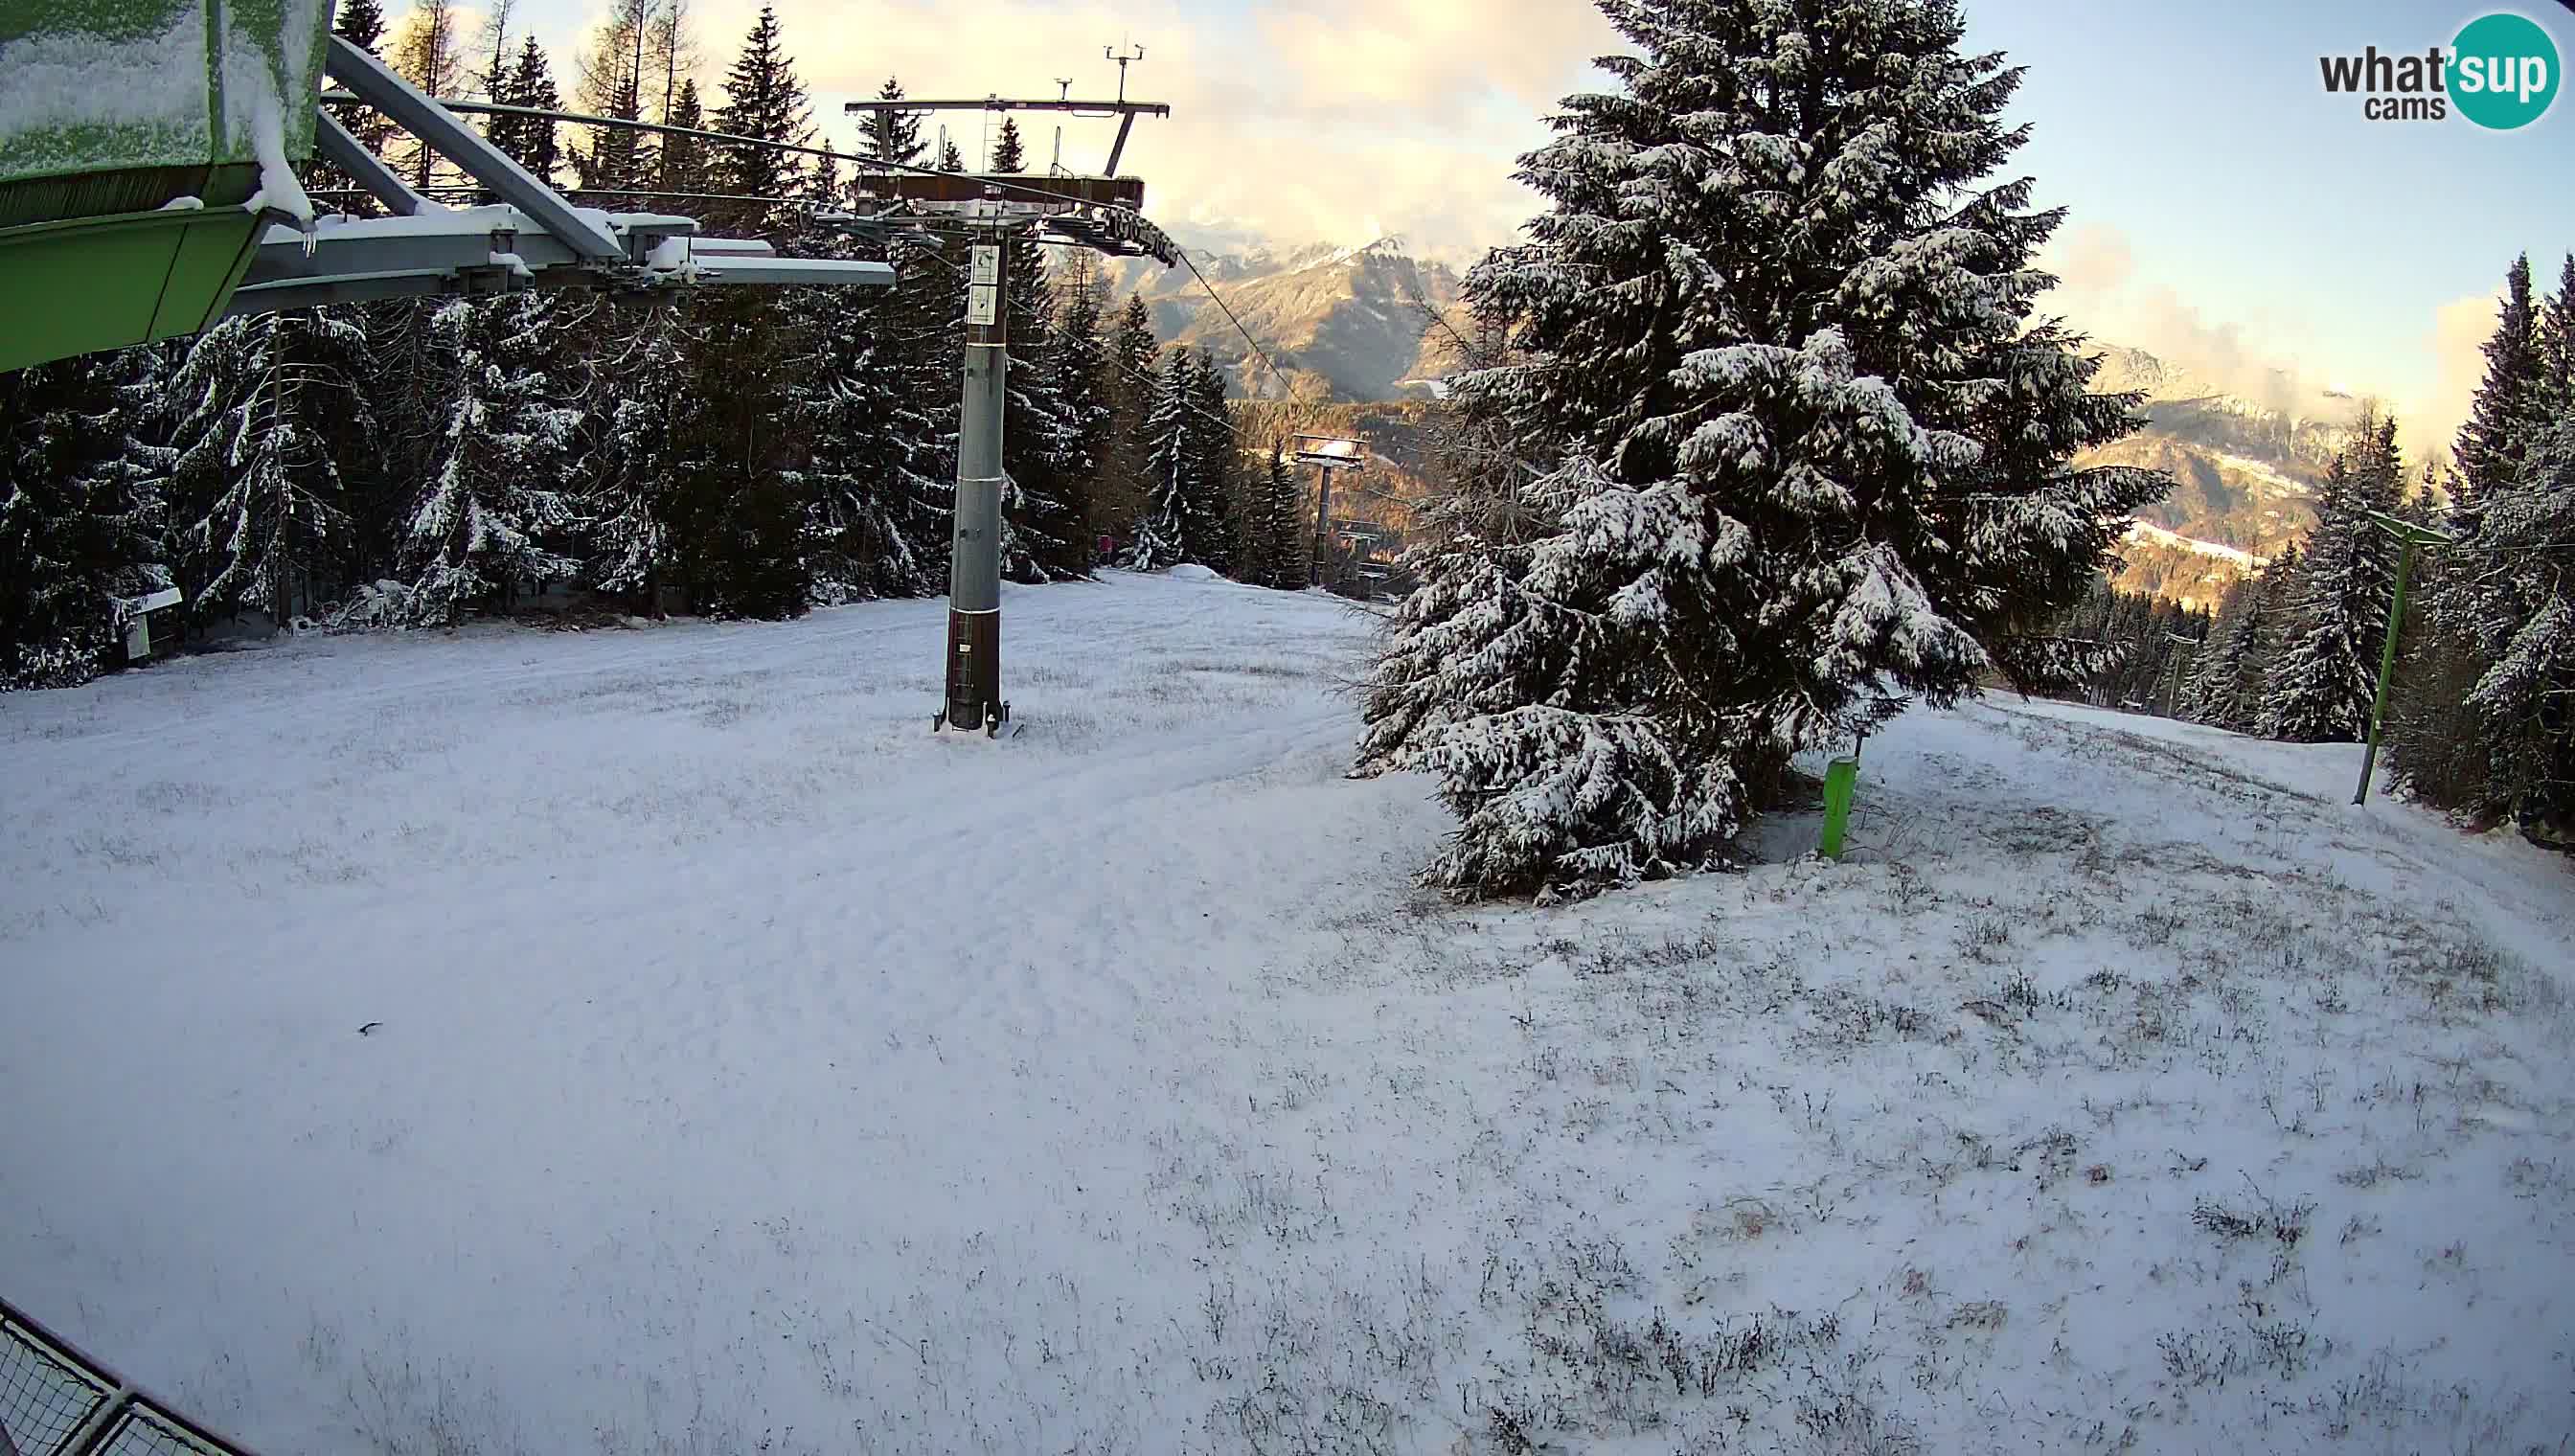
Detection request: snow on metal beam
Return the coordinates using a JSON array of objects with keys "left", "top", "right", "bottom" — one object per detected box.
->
[{"left": 323, "top": 35, "right": 624, "bottom": 262}]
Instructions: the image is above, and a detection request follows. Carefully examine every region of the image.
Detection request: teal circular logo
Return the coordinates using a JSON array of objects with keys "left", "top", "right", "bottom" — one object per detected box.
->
[{"left": 2452, "top": 12, "right": 2560, "bottom": 129}]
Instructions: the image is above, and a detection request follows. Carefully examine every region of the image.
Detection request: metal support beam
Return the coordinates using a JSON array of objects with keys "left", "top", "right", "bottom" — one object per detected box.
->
[
  {"left": 227, "top": 273, "right": 469, "bottom": 314},
  {"left": 244, "top": 206, "right": 569, "bottom": 284},
  {"left": 691, "top": 255, "right": 896, "bottom": 287},
  {"left": 228, "top": 207, "right": 888, "bottom": 317},
  {"left": 1105, "top": 113, "right": 1139, "bottom": 177},
  {"left": 324, "top": 35, "right": 625, "bottom": 261},
  {"left": 314, "top": 111, "right": 440, "bottom": 217}
]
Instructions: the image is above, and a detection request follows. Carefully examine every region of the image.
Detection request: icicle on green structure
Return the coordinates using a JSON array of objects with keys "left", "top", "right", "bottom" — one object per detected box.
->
[{"left": 0, "top": 0, "right": 329, "bottom": 373}]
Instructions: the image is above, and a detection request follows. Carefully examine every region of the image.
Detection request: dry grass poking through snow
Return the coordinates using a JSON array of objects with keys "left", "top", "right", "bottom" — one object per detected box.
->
[
  {"left": 2, "top": 579, "right": 2569, "bottom": 1455},
  {"left": 1219, "top": 702, "right": 2575, "bottom": 1455}
]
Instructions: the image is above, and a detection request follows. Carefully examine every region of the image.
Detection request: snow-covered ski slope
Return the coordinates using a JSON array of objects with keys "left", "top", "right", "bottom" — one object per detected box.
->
[{"left": 4, "top": 571, "right": 2569, "bottom": 1455}]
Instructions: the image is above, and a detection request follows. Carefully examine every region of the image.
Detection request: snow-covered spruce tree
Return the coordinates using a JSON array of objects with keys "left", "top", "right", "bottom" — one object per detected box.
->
[
  {"left": 1255, "top": 444, "right": 1309, "bottom": 588},
  {"left": 486, "top": 35, "right": 564, "bottom": 183},
  {"left": 165, "top": 310, "right": 370, "bottom": 626},
  {"left": 706, "top": 4, "right": 810, "bottom": 236},
  {"left": 2450, "top": 256, "right": 2543, "bottom": 544},
  {"left": 2383, "top": 490, "right": 2495, "bottom": 812},
  {"left": 1051, "top": 257, "right": 1116, "bottom": 553},
  {"left": 1353, "top": 0, "right": 2167, "bottom": 898},
  {"left": 1188, "top": 351, "right": 1243, "bottom": 579},
  {"left": 656, "top": 79, "right": 711, "bottom": 197},
  {"left": 899, "top": 235, "right": 965, "bottom": 577},
  {"left": 0, "top": 350, "right": 171, "bottom": 689},
  {"left": 991, "top": 116, "right": 1026, "bottom": 173},
  {"left": 663, "top": 285, "right": 808, "bottom": 617},
  {"left": 2261, "top": 413, "right": 2404, "bottom": 743},
  {"left": 2538, "top": 254, "right": 2575, "bottom": 416},
  {"left": 403, "top": 295, "right": 584, "bottom": 625},
  {"left": 1132, "top": 345, "right": 1189, "bottom": 566},
  {"left": 2450, "top": 351, "right": 2575, "bottom": 829},
  {"left": 998, "top": 236, "right": 1091, "bottom": 581},
  {"left": 1098, "top": 292, "right": 1161, "bottom": 535},
  {"left": 2182, "top": 573, "right": 2256, "bottom": 726},
  {"left": 860, "top": 77, "right": 926, "bottom": 169},
  {"left": 580, "top": 297, "right": 696, "bottom": 611},
  {"left": 781, "top": 250, "right": 944, "bottom": 602},
  {"left": 1125, "top": 348, "right": 1197, "bottom": 570},
  {"left": 2184, "top": 553, "right": 2296, "bottom": 734},
  {"left": 2403, "top": 260, "right": 2550, "bottom": 810}
]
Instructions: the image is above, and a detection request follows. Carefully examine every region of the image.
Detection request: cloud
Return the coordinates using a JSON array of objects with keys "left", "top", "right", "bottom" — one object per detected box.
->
[
  {"left": 2413, "top": 289, "right": 2504, "bottom": 462},
  {"left": 2038, "top": 221, "right": 2346, "bottom": 422},
  {"left": 627, "top": 0, "right": 1614, "bottom": 259},
  {"left": 2046, "top": 220, "right": 2133, "bottom": 295}
]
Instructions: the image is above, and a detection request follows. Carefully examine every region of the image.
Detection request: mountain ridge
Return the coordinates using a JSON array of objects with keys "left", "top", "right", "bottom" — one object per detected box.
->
[{"left": 1109, "top": 238, "right": 2369, "bottom": 607}]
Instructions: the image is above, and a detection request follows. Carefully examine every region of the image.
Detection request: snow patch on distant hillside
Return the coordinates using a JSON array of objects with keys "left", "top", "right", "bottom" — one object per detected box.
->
[
  {"left": 2128, "top": 519, "right": 2269, "bottom": 569},
  {"left": 2213, "top": 450, "right": 2316, "bottom": 498}
]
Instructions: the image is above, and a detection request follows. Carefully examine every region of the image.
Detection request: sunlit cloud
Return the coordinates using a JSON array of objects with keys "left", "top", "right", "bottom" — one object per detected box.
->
[{"left": 559, "top": 0, "right": 1623, "bottom": 260}]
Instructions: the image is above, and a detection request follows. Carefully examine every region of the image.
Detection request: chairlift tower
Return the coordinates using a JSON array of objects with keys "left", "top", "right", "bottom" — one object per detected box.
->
[
  {"left": 1294, "top": 434, "right": 1368, "bottom": 589},
  {"left": 842, "top": 71, "right": 1176, "bottom": 738}
]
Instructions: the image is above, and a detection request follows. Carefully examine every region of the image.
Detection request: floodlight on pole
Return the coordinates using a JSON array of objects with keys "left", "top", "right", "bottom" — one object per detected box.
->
[
  {"left": 1294, "top": 434, "right": 1366, "bottom": 589},
  {"left": 2354, "top": 510, "right": 2459, "bottom": 807}
]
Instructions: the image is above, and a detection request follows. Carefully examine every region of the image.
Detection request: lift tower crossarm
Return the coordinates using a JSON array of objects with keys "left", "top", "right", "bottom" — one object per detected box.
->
[
  {"left": 840, "top": 99, "right": 1172, "bottom": 116},
  {"left": 841, "top": 96, "right": 1168, "bottom": 177}
]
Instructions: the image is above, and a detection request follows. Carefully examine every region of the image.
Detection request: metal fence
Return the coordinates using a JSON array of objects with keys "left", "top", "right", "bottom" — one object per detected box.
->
[{"left": 1, "top": 1299, "right": 252, "bottom": 1456}]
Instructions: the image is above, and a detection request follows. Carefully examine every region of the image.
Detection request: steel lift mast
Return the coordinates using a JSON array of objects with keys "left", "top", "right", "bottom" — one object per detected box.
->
[{"left": 841, "top": 72, "right": 1177, "bottom": 739}]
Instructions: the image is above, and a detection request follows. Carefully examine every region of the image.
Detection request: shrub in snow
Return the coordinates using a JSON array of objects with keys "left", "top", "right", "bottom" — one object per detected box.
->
[
  {"left": 2, "top": 638, "right": 105, "bottom": 693},
  {"left": 316, "top": 580, "right": 416, "bottom": 633},
  {"left": 1356, "top": 0, "right": 2167, "bottom": 899}
]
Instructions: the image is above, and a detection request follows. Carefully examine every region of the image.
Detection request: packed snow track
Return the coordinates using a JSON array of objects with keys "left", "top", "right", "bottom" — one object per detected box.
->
[{"left": 3, "top": 572, "right": 2570, "bottom": 1454}]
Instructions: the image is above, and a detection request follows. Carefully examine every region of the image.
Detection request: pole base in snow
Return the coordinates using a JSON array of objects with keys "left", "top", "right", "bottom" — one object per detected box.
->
[{"left": 941, "top": 607, "right": 1001, "bottom": 733}]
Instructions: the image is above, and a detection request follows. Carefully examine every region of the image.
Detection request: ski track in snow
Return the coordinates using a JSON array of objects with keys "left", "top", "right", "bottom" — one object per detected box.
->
[{"left": 3, "top": 572, "right": 2570, "bottom": 1456}]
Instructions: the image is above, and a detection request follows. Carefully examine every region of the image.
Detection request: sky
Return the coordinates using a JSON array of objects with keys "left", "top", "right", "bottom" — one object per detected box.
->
[{"left": 483, "top": 0, "right": 2574, "bottom": 450}]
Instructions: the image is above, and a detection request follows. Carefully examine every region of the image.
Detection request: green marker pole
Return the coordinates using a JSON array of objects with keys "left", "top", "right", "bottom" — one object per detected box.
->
[
  {"left": 2353, "top": 511, "right": 2455, "bottom": 808},
  {"left": 2353, "top": 539, "right": 2416, "bottom": 807},
  {"left": 1819, "top": 759, "right": 1857, "bottom": 859}
]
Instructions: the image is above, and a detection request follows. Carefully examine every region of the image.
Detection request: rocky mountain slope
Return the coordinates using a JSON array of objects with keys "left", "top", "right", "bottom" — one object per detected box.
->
[
  {"left": 2079, "top": 346, "right": 2365, "bottom": 606},
  {"left": 1108, "top": 242, "right": 2363, "bottom": 608},
  {"left": 1104, "top": 239, "right": 1467, "bottom": 401}
]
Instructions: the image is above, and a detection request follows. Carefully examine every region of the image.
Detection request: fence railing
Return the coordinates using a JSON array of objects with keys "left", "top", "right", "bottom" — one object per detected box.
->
[{"left": 1, "top": 1298, "right": 253, "bottom": 1456}]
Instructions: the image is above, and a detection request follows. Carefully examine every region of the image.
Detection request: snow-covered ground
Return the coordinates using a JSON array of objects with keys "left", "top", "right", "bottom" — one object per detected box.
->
[{"left": 4, "top": 572, "right": 2570, "bottom": 1455}]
